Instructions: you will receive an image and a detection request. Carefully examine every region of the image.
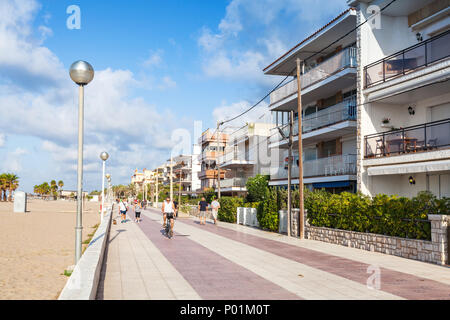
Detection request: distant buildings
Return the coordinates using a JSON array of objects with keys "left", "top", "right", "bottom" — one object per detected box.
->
[{"left": 218, "top": 122, "right": 274, "bottom": 196}]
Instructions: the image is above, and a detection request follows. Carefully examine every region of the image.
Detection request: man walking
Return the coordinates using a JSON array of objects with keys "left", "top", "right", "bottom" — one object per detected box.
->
[
  {"left": 198, "top": 197, "right": 209, "bottom": 225},
  {"left": 210, "top": 197, "right": 220, "bottom": 225},
  {"left": 119, "top": 199, "right": 127, "bottom": 223}
]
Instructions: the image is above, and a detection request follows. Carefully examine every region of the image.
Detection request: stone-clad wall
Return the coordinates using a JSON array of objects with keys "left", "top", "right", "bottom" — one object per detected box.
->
[
  {"left": 304, "top": 214, "right": 448, "bottom": 265},
  {"left": 305, "top": 226, "right": 434, "bottom": 263},
  {"left": 279, "top": 210, "right": 449, "bottom": 265}
]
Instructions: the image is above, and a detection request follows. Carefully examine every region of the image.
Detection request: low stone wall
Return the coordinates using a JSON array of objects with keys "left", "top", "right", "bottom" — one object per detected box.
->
[
  {"left": 305, "top": 214, "right": 449, "bottom": 265},
  {"left": 279, "top": 210, "right": 448, "bottom": 265},
  {"left": 58, "top": 203, "right": 113, "bottom": 300}
]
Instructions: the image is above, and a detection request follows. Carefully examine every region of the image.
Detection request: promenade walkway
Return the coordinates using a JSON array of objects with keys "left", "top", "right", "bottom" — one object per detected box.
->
[{"left": 96, "top": 207, "right": 450, "bottom": 300}]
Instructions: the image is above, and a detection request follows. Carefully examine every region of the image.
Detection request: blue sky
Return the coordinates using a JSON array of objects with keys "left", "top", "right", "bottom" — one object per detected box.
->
[{"left": 0, "top": 0, "right": 349, "bottom": 192}]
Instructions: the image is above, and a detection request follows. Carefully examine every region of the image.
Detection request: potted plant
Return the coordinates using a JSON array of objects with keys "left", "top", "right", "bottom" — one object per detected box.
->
[{"left": 381, "top": 117, "right": 391, "bottom": 128}]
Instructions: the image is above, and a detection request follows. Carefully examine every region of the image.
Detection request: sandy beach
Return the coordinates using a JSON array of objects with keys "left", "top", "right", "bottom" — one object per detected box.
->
[{"left": 0, "top": 199, "right": 101, "bottom": 300}]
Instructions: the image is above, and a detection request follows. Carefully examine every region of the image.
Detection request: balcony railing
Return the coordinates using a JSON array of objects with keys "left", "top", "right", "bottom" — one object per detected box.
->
[
  {"left": 364, "top": 30, "right": 450, "bottom": 88},
  {"left": 271, "top": 154, "right": 357, "bottom": 179},
  {"left": 280, "top": 97, "right": 357, "bottom": 138},
  {"left": 220, "top": 177, "right": 248, "bottom": 188},
  {"left": 365, "top": 119, "right": 450, "bottom": 158},
  {"left": 270, "top": 46, "right": 357, "bottom": 105}
]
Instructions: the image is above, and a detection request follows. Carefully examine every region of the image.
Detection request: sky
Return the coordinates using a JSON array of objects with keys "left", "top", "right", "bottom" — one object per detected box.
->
[{"left": 0, "top": 0, "right": 349, "bottom": 193}]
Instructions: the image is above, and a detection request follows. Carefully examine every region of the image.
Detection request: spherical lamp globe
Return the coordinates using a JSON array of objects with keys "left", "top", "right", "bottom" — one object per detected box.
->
[
  {"left": 69, "top": 61, "right": 94, "bottom": 85},
  {"left": 100, "top": 151, "right": 109, "bottom": 161},
  {"left": 105, "top": 173, "right": 111, "bottom": 179}
]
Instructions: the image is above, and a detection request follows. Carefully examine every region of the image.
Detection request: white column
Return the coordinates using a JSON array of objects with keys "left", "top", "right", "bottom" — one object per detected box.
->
[{"left": 101, "top": 160, "right": 105, "bottom": 221}]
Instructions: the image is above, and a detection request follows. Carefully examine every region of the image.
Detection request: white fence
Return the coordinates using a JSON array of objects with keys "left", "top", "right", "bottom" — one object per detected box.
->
[{"left": 237, "top": 207, "right": 259, "bottom": 227}]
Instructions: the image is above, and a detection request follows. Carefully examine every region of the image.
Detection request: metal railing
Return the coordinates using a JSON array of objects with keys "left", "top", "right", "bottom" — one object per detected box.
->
[
  {"left": 280, "top": 97, "right": 357, "bottom": 138},
  {"left": 220, "top": 177, "right": 248, "bottom": 188},
  {"left": 270, "top": 46, "right": 357, "bottom": 104},
  {"left": 271, "top": 154, "right": 357, "bottom": 179},
  {"left": 364, "top": 118, "right": 450, "bottom": 158},
  {"left": 364, "top": 30, "right": 450, "bottom": 88}
]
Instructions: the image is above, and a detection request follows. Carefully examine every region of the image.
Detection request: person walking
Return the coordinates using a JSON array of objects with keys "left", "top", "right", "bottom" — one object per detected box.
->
[
  {"left": 173, "top": 200, "right": 178, "bottom": 219},
  {"left": 162, "top": 197, "right": 175, "bottom": 236},
  {"left": 134, "top": 199, "right": 142, "bottom": 223},
  {"left": 210, "top": 197, "right": 220, "bottom": 225},
  {"left": 119, "top": 199, "right": 127, "bottom": 223},
  {"left": 198, "top": 197, "right": 209, "bottom": 225}
]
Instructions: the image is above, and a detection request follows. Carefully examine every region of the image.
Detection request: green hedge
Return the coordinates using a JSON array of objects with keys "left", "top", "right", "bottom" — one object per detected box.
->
[
  {"left": 218, "top": 197, "right": 244, "bottom": 223},
  {"left": 257, "top": 188, "right": 279, "bottom": 231},
  {"left": 305, "top": 191, "right": 449, "bottom": 240}
]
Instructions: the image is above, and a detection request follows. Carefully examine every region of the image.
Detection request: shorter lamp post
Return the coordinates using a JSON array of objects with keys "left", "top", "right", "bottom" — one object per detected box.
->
[
  {"left": 105, "top": 173, "right": 111, "bottom": 203},
  {"left": 100, "top": 152, "right": 109, "bottom": 221}
]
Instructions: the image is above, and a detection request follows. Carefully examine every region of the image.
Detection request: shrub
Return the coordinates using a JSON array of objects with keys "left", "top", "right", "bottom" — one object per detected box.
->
[
  {"left": 245, "top": 175, "right": 269, "bottom": 202},
  {"left": 218, "top": 197, "right": 244, "bottom": 223},
  {"left": 305, "top": 190, "right": 444, "bottom": 240},
  {"left": 257, "top": 188, "right": 279, "bottom": 231},
  {"left": 244, "top": 202, "right": 260, "bottom": 208},
  {"left": 203, "top": 188, "right": 216, "bottom": 203}
]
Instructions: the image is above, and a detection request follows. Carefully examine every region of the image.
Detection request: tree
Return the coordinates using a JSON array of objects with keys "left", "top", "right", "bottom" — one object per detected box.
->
[
  {"left": 50, "top": 180, "right": 58, "bottom": 199},
  {"left": 58, "top": 180, "right": 64, "bottom": 199},
  {"left": 0, "top": 174, "right": 7, "bottom": 201},
  {"left": 245, "top": 174, "right": 269, "bottom": 203},
  {"left": 3, "top": 173, "right": 19, "bottom": 201}
]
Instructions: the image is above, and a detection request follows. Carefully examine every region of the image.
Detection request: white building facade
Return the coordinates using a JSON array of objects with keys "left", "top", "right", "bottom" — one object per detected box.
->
[
  {"left": 218, "top": 123, "right": 274, "bottom": 196},
  {"left": 264, "top": 8, "right": 358, "bottom": 193},
  {"left": 350, "top": 0, "right": 450, "bottom": 198}
]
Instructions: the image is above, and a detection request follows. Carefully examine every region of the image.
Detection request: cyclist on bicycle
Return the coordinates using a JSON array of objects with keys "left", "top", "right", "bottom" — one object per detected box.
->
[{"left": 162, "top": 197, "right": 175, "bottom": 236}]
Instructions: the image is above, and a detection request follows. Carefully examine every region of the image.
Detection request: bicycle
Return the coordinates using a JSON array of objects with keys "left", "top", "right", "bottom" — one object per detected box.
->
[{"left": 165, "top": 215, "right": 174, "bottom": 239}]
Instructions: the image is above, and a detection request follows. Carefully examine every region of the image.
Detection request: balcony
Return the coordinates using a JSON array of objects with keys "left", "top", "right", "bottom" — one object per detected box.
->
[
  {"left": 280, "top": 98, "right": 356, "bottom": 138},
  {"left": 364, "top": 119, "right": 450, "bottom": 158},
  {"left": 364, "top": 30, "right": 450, "bottom": 88},
  {"left": 219, "top": 150, "right": 253, "bottom": 168},
  {"left": 220, "top": 177, "right": 248, "bottom": 189},
  {"left": 198, "top": 169, "right": 225, "bottom": 179},
  {"left": 271, "top": 154, "right": 357, "bottom": 180},
  {"left": 199, "top": 131, "right": 228, "bottom": 145},
  {"left": 270, "top": 46, "right": 357, "bottom": 107}
]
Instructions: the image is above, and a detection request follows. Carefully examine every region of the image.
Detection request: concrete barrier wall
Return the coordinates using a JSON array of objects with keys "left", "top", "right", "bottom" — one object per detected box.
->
[
  {"left": 58, "top": 203, "right": 113, "bottom": 300},
  {"left": 237, "top": 207, "right": 259, "bottom": 227}
]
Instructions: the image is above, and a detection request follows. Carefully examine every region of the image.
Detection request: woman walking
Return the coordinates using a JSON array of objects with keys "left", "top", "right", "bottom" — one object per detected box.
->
[{"left": 134, "top": 199, "right": 142, "bottom": 223}]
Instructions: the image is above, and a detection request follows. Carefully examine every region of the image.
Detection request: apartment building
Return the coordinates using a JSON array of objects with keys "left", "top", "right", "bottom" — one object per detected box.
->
[
  {"left": 349, "top": 0, "right": 450, "bottom": 198},
  {"left": 131, "top": 168, "right": 155, "bottom": 194},
  {"left": 217, "top": 123, "right": 274, "bottom": 196},
  {"left": 264, "top": 8, "right": 358, "bottom": 193},
  {"left": 171, "top": 144, "right": 201, "bottom": 193},
  {"left": 197, "top": 128, "right": 228, "bottom": 191}
]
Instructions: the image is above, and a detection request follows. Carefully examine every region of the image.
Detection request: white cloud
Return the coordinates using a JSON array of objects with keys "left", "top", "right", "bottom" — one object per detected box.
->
[
  {"left": 0, "top": 0, "right": 185, "bottom": 190},
  {"left": 197, "top": 0, "right": 348, "bottom": 84},
  {"left": 212, "top": 100, "right": 271, "bottom": 129},
  {"left": 143, "top": 50, "right": 163, "bottom": 68},
  {"left": 0, "top": 147, "right": 28, "bottom": 172},
  {"left": 158, "top": 76, "right": 177, "bottom": 90},
  {"left": 0, "top": 134, "right": 5, "bottom": 147}
]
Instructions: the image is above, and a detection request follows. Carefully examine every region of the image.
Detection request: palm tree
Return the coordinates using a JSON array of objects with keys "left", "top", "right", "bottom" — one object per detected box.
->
[
  {"left": 50, "top": 180, "right": 58, "bottom": 199},
  {"left": 0, "top": 174, "right": 7, "bottom": 201},
  {"left": 58, "top": 180, "right": 64, "bottom": 199},
  {"left": 4, "top": 173, "right": 19, "bottom": 201}
]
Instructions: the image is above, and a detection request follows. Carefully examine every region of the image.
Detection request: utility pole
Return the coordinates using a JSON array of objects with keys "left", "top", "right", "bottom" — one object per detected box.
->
[
  {"left": 170, "top": 157, "right": 174, "bottom": 201},
  {"left": 216, "top": 122, "right": 221, "bottom": 199},
  {"left": 296, "top": 58, "right": 305, "bottom": 239},
  {"left": 178, "top": 167, "right": 182, "bottom": 206},
  {"left": 154, "top": 168, "right": 159, "bottom": 208},
  {"left": 287, "top": 110, "right": 294, "bottom": 237}
]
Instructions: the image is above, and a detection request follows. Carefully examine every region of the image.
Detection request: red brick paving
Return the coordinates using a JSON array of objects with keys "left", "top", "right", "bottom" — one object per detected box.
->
[
  {"left": 181, "top": 216, "right": 450, "bottom": 300},
  {"left": 137, "top": 213, "right": 301, "bottom": 300}
]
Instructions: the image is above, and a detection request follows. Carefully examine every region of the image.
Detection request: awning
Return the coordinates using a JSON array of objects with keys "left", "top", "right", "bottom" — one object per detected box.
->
[
  {"left": 312, "top": 181, "right": 351, "bottom": 188},
  {"left": 368, "top": 160, "right": 450, "bottom": 176}
]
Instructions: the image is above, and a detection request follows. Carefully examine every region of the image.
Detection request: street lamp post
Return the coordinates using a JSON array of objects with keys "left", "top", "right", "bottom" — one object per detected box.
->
[
  {"left": 70, "top": 60, "right": 94, "bottom": 264},
  {"left": 106, "top": 173, "right": 111, "bottom": 203},
  {"left": 100, "top": 151, "right": 109, "bottom": 221}
]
